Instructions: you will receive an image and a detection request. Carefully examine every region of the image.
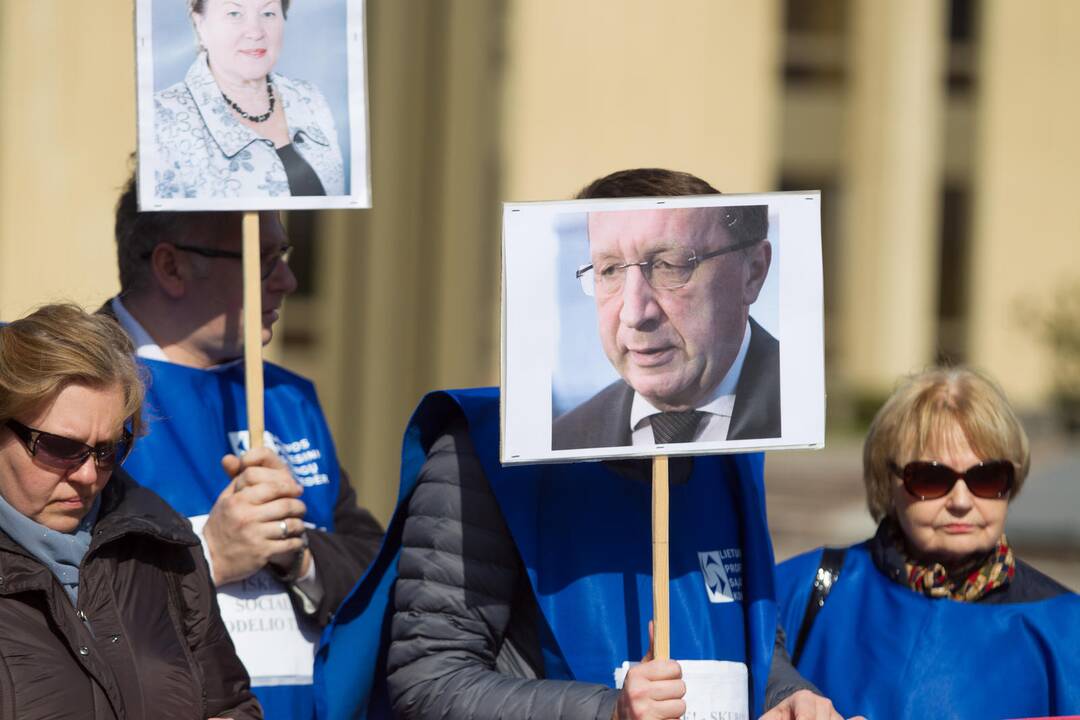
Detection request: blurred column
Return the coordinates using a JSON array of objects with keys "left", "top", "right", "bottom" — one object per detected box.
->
[
  {"left": 838, "top": 1, "right": 948, "bottom": 399},
  {"left": 0, "top": 1, "right": 134, "bottom": 317},
  {"left": 968, "top": 0, "right": 1080, "bottom": 407},
  {"left": 500, "top": 0, "right": 783, "bottom": 200},
  {"left": 321, "top": 0, "right": 504, "bottom": 523}
]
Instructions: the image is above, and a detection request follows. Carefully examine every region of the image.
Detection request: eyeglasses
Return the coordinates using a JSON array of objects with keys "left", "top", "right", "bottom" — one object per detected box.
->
[
  {"left": 575, "top": 238, "right": 761, "bottom": 297},
  {"left": 5, "top": 419, "right": 132, "bottom": 472},
  {"left": 144, "top": 243, "right": 293, "bottom": 280},
  {"left": 888, "top": 459, "right": 1015, "bottom": 501}
]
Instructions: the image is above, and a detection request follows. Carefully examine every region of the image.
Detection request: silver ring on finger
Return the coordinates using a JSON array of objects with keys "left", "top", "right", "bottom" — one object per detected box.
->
[{"left": 279, "top": 519, "right": 289, "bottom": 539}]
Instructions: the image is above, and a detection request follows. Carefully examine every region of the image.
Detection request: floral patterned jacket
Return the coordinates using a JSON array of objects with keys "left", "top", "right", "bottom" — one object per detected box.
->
[{"left": 153, "top": 53, "right": 345, "bottom": 199}]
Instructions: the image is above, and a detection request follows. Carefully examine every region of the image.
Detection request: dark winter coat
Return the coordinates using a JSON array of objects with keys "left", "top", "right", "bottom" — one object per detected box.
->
[{"left": 0, "top": 469, "right": 261, "bottom": 720}]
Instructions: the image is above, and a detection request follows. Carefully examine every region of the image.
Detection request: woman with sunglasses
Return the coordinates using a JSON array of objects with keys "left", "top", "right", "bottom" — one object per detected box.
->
[
  {"left": 0, "top": 304, "right": 260, "bottom": 720},
  {"left": 772, "top": 367, "right": 1080, "bottom": 719}
]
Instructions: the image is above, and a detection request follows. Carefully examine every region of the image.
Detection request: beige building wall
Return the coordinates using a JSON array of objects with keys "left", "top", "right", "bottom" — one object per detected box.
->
[
  {"left": 500, "top": 0, "right": 783, "bottom": 201},
  {"left": 0, "top": 1, "right": 133, "bottom": 319},
  {"left": 968, "top": 0, "right": 1080, "bottom": 407},
  {"left": 837, "top": 0, "right": 948, "bottom": 398}
]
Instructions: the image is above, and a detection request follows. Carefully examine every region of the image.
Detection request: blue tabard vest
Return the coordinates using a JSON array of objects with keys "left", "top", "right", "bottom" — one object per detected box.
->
[
  {"left": 315, "top": 388, "right": 778, "bottom": 720},
  {"left": 123, "top": 357, "right": 342, "bottom": 720},
  {"left": 776, "top": 543, "right": 1080, "bottom": 719}
]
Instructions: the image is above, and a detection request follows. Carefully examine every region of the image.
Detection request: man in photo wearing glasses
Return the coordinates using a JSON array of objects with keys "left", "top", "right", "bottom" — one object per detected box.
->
[
  {"left": 98, "top": 175, "right": 383, "bottom": 720},
  {"left": 553, "top": 171, "right": 780, "bottom": 450}
]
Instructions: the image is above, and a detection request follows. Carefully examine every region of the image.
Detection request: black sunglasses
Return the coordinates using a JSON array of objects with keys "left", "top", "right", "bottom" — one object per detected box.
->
[
  {"left": 5, "top": 419, "right": 132, "bottom": 472},
  {"left": 888, "top": 459, "right": 1014, "bottom": 501}
]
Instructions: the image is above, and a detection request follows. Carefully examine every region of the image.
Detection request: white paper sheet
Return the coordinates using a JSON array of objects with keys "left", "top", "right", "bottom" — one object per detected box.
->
[
  {"left": 189, "top": 514, "right": 318, "bottom": 687},
  {"left": 615, "top": 659, "right": 749, "bottom": 720},
  {"left": 501, "top": 191, "right": 825, "bottom": 464}
]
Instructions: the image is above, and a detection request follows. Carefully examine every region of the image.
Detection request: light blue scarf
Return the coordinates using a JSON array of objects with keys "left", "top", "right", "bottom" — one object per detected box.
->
[{"left": 0, "top": 490, "right": 100, "bottom": 604}]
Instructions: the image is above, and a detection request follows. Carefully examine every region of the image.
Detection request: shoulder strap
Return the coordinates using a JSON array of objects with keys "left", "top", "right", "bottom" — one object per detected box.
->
[{"left": 792, "top": 547, "right": 846, "bottom": 666}]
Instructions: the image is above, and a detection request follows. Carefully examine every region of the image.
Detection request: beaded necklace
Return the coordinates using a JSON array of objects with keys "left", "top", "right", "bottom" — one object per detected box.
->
[{"left": 221, "top": 78, "right": 275, "bottom": 123}]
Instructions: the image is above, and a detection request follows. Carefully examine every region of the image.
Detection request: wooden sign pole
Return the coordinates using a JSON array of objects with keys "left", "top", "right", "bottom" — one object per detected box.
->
[
  {"left": 242, "top": 211, "right": 265, "bottom": 451},
  {"left": 652, "top": 454, "right": 670, "bottom": 661}
]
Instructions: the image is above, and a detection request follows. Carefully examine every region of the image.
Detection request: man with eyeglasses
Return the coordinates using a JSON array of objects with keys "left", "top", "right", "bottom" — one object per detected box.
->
[
  {"left": 553, "top": 170, "right": 780, "bottom": 450},
  {"left": 98, "top": 175, "right": 384, "bottom": 720}
]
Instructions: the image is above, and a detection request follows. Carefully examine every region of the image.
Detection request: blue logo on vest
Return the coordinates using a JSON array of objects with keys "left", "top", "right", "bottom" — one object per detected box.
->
[
  {"left": 228, "top": 430, "right": 330, "bottom": 488},
  {"left": 699, "top": 549, "right": 742, "bottom": 603}
]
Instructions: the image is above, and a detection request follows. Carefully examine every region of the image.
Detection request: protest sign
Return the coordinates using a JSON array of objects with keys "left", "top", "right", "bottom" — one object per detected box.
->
[{"left": 134, "top": 0, "right": 370, "bottom": 211}]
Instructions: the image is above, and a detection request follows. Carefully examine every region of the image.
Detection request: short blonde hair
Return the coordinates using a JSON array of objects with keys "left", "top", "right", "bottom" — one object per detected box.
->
[
  {"left": 0, "top": 304, "right": 145, "bottom": 442},
  {"left": 863, "top": 366, "right": 1030, "bottom": 522}
]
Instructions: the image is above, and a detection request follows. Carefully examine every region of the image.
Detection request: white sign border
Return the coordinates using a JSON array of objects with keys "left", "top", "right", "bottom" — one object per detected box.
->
[
  {"left": 501, "top": 191, "right": 826, "bottom": 465},
  {"left": 133, "top": 0, "right": 371, "bottom": 211}
]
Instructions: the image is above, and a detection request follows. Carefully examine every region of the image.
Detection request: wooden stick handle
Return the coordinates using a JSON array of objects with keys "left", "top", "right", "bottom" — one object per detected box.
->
[
  {"left": 242, "top": 211, "right": 265, "bottom": 451},
  {"left": 652, "top": 455, "right": 670, "bottom": 661}
]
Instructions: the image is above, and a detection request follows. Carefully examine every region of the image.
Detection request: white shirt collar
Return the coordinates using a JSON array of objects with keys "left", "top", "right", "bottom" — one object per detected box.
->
[
  {"left": 629, "top": 320, "right": 752, "bottom": 430},
  {"left": 111, "top": 297, "right": 170, "bottom": 361}
]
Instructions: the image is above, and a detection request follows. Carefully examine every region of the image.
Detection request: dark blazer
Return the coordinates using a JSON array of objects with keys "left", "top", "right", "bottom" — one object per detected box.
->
[{"left": 552, "top": 316, "right": 781, "bottom": 450}]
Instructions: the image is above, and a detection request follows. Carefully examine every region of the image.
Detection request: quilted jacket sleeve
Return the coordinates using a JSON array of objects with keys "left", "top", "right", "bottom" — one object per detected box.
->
[
  {"left": 765, "top": 625, "right": 822, "bottom": 709},
  {"left": 386, "top": 417, "right": 618, "bottom": 720}
]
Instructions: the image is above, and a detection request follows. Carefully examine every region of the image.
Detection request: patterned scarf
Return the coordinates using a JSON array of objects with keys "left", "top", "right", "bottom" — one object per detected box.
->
[{"left": 882, "top": 517, "right": 1015, "bottom": 601}]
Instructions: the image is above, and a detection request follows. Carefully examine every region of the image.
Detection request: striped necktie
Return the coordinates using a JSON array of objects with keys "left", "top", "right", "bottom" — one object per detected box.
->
[{"left": 650, "top": 411, "right": 705, "bottom": 444}]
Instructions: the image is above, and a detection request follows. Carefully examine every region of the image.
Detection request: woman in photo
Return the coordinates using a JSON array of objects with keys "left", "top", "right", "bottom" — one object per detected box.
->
[
  {"left": 0, "top": 304, "right": 260, "bottom": 719},
  {"left": 775, "top": 366, "right": 1080, "bottom": 719},
  {"left": 154, "top": 0, "right": 345, "bottom": 199}
]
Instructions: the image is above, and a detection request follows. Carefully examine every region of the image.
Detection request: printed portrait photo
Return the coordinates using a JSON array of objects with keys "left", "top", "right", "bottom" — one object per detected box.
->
[
  {"left": 501, "top": 192, "right": 825, "bottom": 464},
  {"left": 135, "top": 0, "right": 371, "bottom": 210}
]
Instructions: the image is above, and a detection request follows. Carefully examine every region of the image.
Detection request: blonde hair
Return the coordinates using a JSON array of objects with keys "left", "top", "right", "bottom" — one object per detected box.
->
[
  {"left": 863, "top": 366, "right": 1030, "bottom": 521},
  {"left": 0, "top": 304, "right": 145, "bottom": 442}
]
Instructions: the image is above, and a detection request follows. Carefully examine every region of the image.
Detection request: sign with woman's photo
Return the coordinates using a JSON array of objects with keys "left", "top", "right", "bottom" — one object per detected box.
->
[
  {"left": 135, "top": 0, "right": 370, "bottom": 210},
  {"left": 501, "top": 192, "right": 825, "bottom": 464}
]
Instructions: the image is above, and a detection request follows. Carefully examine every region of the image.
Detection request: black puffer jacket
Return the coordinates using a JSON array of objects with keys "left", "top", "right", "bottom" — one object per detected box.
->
[
  {"left": 0, "top": 469, "right": 260, "bottom": 720},
  {"left": 387, "top": 417, "right": 812, "bottom": 719}
]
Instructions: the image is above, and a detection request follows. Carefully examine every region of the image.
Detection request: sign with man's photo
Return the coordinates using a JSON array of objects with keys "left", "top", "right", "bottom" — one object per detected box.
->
[
  {"left": 134, "top": 0, "right": 370, "bottom": 211},
  {"left": 501, "top": 192, "right": 825, "bottom": 464}
]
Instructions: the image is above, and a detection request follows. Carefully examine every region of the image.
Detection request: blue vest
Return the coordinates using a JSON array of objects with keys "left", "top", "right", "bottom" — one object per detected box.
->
[
  {"left": 776, "top": 543, "right": 1080, "bottom": 719},
  {"left": 123, "top": 357, "right": 342, "bottom": 720},
  {"left": 315, "top": 388, "right": 778, "bottom": 719}
]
